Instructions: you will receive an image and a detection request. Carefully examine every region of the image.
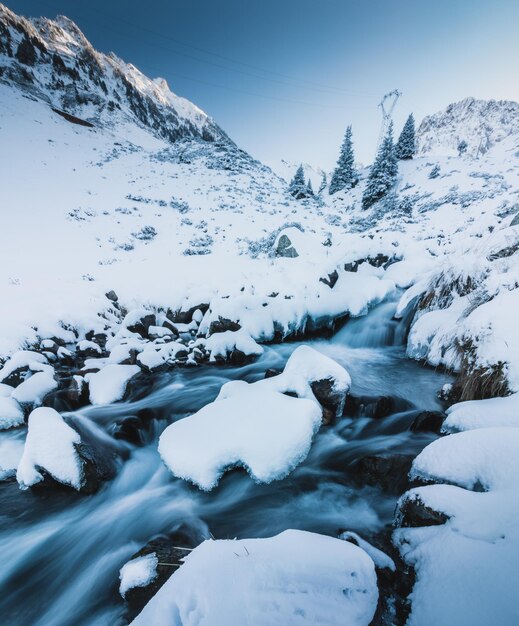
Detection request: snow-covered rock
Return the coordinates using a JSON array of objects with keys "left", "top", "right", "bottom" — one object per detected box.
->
[
  {"left": 0, "top": 435, "right": 24, "bottom": 480},
  {"left": 11, "top": 371, "right": 57, "bottom": 406},
  {"left": 201, "top": 329, "right": 263, "bottom": 362},
  {"left": 119, "top": 553, "right": 159, "bottom": 599},
  {"left": 443, "top": 393, "right": 519, "bottom": 432},
  {"left": 395, "top": 427, "right": 519, "bottom": 625},
  {"left": 159, "top": 346, "right": 349, "bottom": 490},
  {"left": 16, "top": 407, "right": 84, "bottom": 490},
  {"left": 130, "top": 530, "right": 378, "bottom": 626},
  {"left": 0, "top": 396, "right": 24, "bottom": 430},
  {"left": 85, "top": 364, "right": 140, "bottom": 405}
]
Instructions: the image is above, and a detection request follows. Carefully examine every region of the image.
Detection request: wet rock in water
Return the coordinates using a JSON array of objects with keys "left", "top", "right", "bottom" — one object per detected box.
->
[
  {"left": 396, "top": 492, "right": 450, "bottom": 528},
  {"left": 42, "top": 375, "right": 89, "bottom": 412},
  {"left": 409, "top": 410, "right": 445, "bottom": 434},
  {"left": 349, "top": 454, "right": 414, "bottom": 494},
  {"left": 310, "top": 377, "right": 347, "bottom": 422},
  {"left": 113, "top": 415, "right": 146, "bottom": 445},
  {"left": 121, "top": 524, "right": 207, "bottom": 621},
  {"left": 208, "top": 316, "right": 241, "bottom": 335},
  {"left": 344, "top": 394, "right": 413, "bottom": 419},
  {"left": 264, "top": 368, "right": 282, "bottom": 379}
]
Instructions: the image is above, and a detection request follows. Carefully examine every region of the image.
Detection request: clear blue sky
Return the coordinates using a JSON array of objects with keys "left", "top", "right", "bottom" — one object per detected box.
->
[{"left": 6, "top": 0, "right": 519, "bottom": 169}]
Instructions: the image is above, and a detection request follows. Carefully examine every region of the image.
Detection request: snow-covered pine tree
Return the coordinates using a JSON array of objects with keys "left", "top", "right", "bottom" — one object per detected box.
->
[
  {"left": 318, "top": 172, "right": 327, "bottom": 195},
  {"left": 329, "top": 125, "right": 357, "bottom": 195},
  {"left": 306, "top": 178, "right": 314, "bottom": 196},
  {"left": 289, "top": 164, "right": 307, "bottom": 199},
  {"left": 395, "top": 114, "right": 416, "bottom": 160},
  {"left": 362, "top": 122, "right": 398, "bottom": 210}
]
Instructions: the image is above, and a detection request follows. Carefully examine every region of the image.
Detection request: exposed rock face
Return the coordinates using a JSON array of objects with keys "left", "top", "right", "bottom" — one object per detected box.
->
[
  {"left": 416, "top": 97, "right": 519, "bottom": 157},
  {"left": 349, "top": 454, "right": 414, "bottom": 494}
]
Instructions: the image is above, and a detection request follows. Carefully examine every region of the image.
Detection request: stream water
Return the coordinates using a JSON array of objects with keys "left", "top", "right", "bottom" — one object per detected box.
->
[{"left": 0, "top": 300, "right": 452, "bottom": 626}]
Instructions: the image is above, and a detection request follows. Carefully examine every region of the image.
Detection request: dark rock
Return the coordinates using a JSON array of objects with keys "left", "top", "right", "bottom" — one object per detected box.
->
[
  {"left": 162, "top": 319, "right": 179, "bottom": 334},
  {"left": 397, "top": 493, "right": 449, "bottom": 528},
  {"left": 167, "top": 304, "right": 209, "bottom": 324},
  {"left": 409, "top": 410, "right": 445, "bottom": 434},
  {"left": 208, "top": 317, "right": 241, "bottom": 335},
  {"left": 373, "top": 396, "right": 395, "bottom": 419},
  {"left": 127, "top": 314, "right": 156, "bottom": 338},
  {"left": 113, "top": 415, "right": 146, "bottom": 445},
  {"left": 349, "top": 454, "right": 414, "bottom": 494},
  {"left": 105, "top": 290, "right": 118, "bottom": 302},
  {"left": 275, "top": 233, "right": 299, "bottom": 258},
  {"left": 42, "top": 376, "right": 89, "bottom": 412},
  {"left": 264, "top": 368, "right": 281, "bottom": 379},
  {"left": 319, "top": 269, "right": 339, "bottom": 289},
  {"left": 310, "top": 377, "right": 347, "bottom": 421},
  {"left": 0, "top": 366, "right": 31, "bottom": 388},
  {"left": 122, "top": 524, "right": 207, "bottom": 621}
]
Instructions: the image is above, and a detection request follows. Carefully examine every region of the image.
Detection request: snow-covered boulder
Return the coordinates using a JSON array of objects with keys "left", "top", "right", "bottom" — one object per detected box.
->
[
  {"left": 159, "top": 385, "right": 321, "bottom": 490},
  {"left": 201, "top": 329, "right": 263, "bottom": 362},
  {"left": 130, "top": 530, "right": 378, "bottom": 626},
  {"left": 443, "top": 393, "right": 519, "bottom": 432},
  {"left": 395, "top": 427, "right": 519, "bottom": 625},
  {"left": 0, "top": 396, "right": 24, "bottom": 430},
  {"left": 0, "top": 350, "right": 49, "bottom": 386},
  {"left": 159, "top": 346, "right": 350, "bottom": 490},
  {"left": 0, "top": 436, "right": 24, "bottom": 480},
  {"left": 85, "top": 364, "right": 140, "bottom": 405},
  {"left": 16, "top": 407, "right": 84, "bottom": 490},
  {"left": 11, "top": 370, "right": 57, "bottom": 407},
  {"left": 120, "top": 554, "right": 159, "bottom": 599}
]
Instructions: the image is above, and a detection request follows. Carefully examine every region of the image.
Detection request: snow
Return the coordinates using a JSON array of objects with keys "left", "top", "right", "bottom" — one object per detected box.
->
[
  {"left": 395, "top": 427, "right": 519, "bottom": 625},
  {"left": 130, "top": 530, "right": 378, "bottom": 626},
  {"left": 201, "top": 329, "right": 264, "bottom": 361},
  {"left": 85, "top": 364, "right": 140, "bottom": 405},
  {"left": 339, "top": 531, "right": 396, "bottom": 572},
  {"left": 16, "top": 407, "right": 84, "bottom": 490},
  {"left": 119, "top": 553, "right": 159, "bottom": 599},
  {"left": 0, "top": 435, "right": 24, "bottom": 480},
  {"left": 443, "top": 393, "right": 519, "bottom": 432},
  {"left": 0, "top": 350, "right": 50, "bottom": 383},
  {"left": 159, "top": 346, "right": 349, "bottom": 490},
  {"left": 159, "top": 386, "right": 322, "bottom": 491},
  {"left": 0, "top": 396, "right": 25, "bottom": 430},
  {"left": 11, "top": 371, "right": 58, "bottom": 406}
]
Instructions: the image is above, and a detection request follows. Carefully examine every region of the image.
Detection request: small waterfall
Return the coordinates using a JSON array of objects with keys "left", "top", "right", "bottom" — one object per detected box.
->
[{"left": 332, "top": 300, "right": 405, "bottom": 349}]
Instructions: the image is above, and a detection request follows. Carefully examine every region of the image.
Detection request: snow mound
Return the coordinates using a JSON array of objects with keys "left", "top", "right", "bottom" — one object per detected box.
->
[
  {"left": 16, "top": 407, "right": 84, "bottom": 490},
  {"left": 0, "top": 350, "right": 49, "bottom": 383},
  {"left": 395, "top": 426, "right": 519, "bottom": 626},
  {"left": 443, "top": 393, "right": 519, "bottom": 432},
  {"left": 130, "top": 529, "right": 378, "bottom": 626},
  {"left": 119, "top": 553, "right": 159, "bottom": 599},
  {"left": 11, "top": 371, "right": 57, "bottom": 406},
  {"left": 159, "top": 386, "right": 321, "bottom": 491},
  {"left": 0, "top": 396, "right": 24, "bottom": 430},
  {"left": 85, "top": 364, "right": 140, "bottom": 405},
  {"left": 201, "top": 329, "right": 263, "bottom": 361},
  {"left": 159, "top": 346, "right": 349, "bottom": 490},
  {"left": 0, "top": 436, "right": 24, "bottom": 480}
]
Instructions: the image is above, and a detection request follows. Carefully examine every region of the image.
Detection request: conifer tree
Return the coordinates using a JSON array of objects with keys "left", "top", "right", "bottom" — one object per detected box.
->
[
  {"left": 395, "top": 114, "right": 416, "bottom": 160},
  {"left": 306, "top": 178, "right": 314, "bottom": 196},
  {"left": 362, "top": 122, "right": 398, "bottom": 210},
  {"left": 318, "top": 172, "right": 327, "bottom": 195},
  {"left": 288, "top": 164, "right": 307, "bottom": 199},
  {"left": 329, "top": 125, "right": 357, "bottom": 195}
]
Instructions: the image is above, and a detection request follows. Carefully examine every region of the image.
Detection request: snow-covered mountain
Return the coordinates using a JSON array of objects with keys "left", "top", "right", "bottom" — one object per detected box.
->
[
  {"left": 416, "top": 96, "right": 519, "bottom": 157},
  {"left": 0, "top": 3, "right": 226, "bottom": 143}
]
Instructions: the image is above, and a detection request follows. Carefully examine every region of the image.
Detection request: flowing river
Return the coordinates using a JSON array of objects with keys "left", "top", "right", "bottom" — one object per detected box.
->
[{"left": 0, "top": 299, "right": 452, "bottom": 625}]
